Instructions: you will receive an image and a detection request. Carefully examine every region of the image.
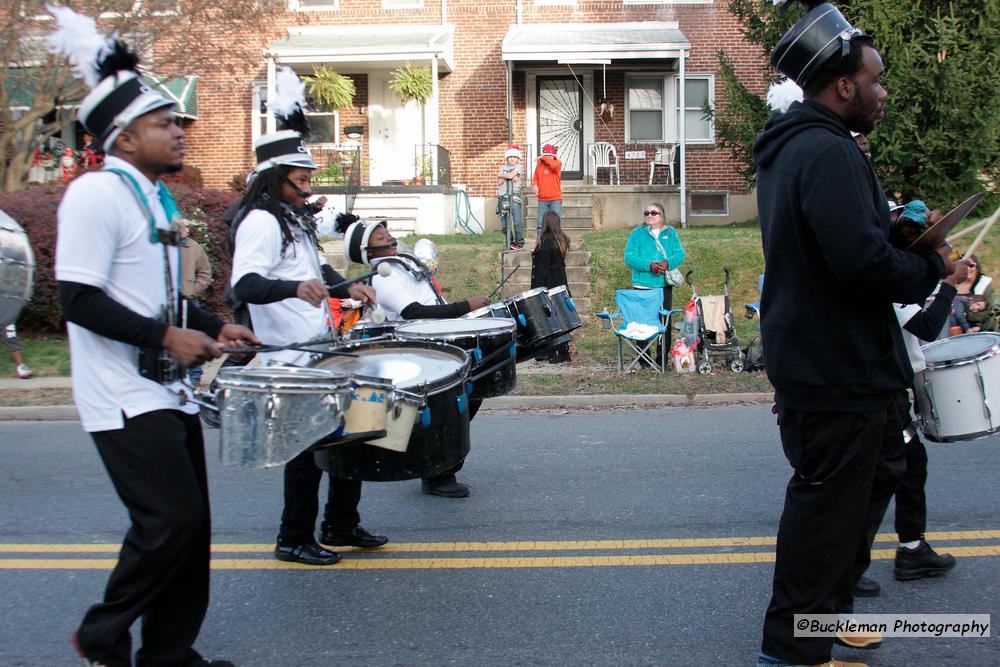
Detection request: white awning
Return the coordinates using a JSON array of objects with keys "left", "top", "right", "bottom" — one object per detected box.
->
[
  {"left": 502, "top": 22, "right": 690, "bottom": 62},
  {"left": 266, "top": 25, "right": 455, "bottom": 72}
]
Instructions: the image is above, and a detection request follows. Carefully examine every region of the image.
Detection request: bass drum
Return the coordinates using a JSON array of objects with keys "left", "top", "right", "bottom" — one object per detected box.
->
[
  {"left": 0, "top": 210, "right": 35, "bottom": 326},
  {"left": 312, "top": 339, "right": 472, "bottom": 481}
]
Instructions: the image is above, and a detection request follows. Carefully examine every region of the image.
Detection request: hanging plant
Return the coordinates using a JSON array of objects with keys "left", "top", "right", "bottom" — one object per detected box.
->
[
  {"left": 303, "top": 66, "right": 355, "bottom": 111},
  {"left": 388, "top": 63, "right": 433, "bottom": 104}
]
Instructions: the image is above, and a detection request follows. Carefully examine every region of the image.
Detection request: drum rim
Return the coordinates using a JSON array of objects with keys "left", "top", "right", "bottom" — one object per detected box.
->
[
  {"left": 310, "top": 338, "right": 471, "bottom": 396},
  {"left": 508, "top": 286, "right": 550, "bottom": 301},
  {"left": 395, "top": 318, "right": 517, "bottom": 338},
  {"left": 921, "top": 332, "right": 1000, "bottom": 369},
  {"left": 547, "top": 285, "right": 569, "bottom": 295},
  {"left": 216, "top": 365, "right": 352, "bottom": 391}
]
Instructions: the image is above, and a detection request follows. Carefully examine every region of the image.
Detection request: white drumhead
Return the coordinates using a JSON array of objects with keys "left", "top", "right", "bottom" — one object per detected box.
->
[
  {"left": 548, "top": 285, "right": 569, "bottom": 296},
  {"left": 921, "top": 332, "right": 1000, "bottom": 367},
  {"left": 396, "top": 318, "right": 515, "bottom": 338},
  {"left": 510, "top": 287, "right": 548, "bottom": 301},
  {"left": 316, "top": 345, "right": 465, "bottom": 390}
]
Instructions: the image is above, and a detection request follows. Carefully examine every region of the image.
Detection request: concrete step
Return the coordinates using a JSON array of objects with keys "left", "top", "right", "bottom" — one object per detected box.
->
[
  {"left": 501, "top": 250, "right": 590, "bottom": 267},
  {"left": 497, "top": 265, "right": 589, "bottom": 284}
]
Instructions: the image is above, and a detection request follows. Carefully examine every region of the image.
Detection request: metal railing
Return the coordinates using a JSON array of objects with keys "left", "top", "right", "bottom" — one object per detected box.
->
[
  {"left": 414, "top": 144, "right": 451, "bottom": 186},
  {"left": 309, "top": 144, "right": 362, "bottom": 187}
]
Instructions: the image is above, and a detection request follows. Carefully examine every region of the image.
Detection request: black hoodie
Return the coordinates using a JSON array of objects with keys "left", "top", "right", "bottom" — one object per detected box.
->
[{"left": 753, "top": 100, "right": 944, "bottom": 411}]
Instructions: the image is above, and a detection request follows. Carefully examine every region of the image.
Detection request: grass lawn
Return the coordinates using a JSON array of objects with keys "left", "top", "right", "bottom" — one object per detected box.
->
[{"left": 0, "top": 334, "right": 70, "bottom": 378}]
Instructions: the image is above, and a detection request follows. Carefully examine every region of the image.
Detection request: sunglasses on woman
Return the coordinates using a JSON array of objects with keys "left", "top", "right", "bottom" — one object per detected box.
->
[{"left": 643, "top": 210, "right": 661, "bottom": 217}]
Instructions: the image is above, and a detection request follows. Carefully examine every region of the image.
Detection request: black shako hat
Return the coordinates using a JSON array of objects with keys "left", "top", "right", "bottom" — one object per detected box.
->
[
  {"left": 343, "top": 219, "right": 388, "bottom": 266},
  {"left": 771, "top": 2, "right": 867, "bottom": 87}
]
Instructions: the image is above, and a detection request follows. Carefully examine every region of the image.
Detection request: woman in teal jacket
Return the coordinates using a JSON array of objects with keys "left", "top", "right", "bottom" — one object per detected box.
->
[{"left": 624, "top": 201, "right": 686, "bottom": 349}]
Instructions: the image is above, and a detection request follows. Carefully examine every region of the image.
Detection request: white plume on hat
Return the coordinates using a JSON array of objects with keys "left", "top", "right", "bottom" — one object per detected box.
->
[
  {"left": 766, "top": 78, "right": 804, "bottom": 113},
  {"left": 269, "top": 66, "right": 308, "bottom": 119},
  {"left": 45, "top": 3, "right": 115, "bottom": 89}
]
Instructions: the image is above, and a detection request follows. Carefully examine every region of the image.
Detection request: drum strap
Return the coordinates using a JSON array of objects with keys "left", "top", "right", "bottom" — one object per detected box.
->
[{"left": 466, "top": 342, "right": 517, "bottom": 384}]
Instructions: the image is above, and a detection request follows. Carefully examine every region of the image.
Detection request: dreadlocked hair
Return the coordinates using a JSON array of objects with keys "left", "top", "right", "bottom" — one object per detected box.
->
[
  {"left": 232, "top": 166, "right": 299, "bottom": 257},
  {"left": 96, "top": 39, "right": 140, "bottom": 80}
]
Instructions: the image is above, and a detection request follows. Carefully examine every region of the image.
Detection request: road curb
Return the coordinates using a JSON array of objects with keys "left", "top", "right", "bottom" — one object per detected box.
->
[{"left": 0, "top": 393, "right": 773, "bottom": 422}]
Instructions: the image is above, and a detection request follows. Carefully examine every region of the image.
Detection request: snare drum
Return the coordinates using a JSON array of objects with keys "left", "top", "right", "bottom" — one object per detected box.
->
[
  {"left": 505, "top": 287, "right": 562, "bottom": 362},
  {"left": 0, "top": 210, "right": 35, "bottom": 326},
  {"left": 216, "top": 366, "right": 353, "bottom": 468},
  {"left": 343, "top": 320, "right": 399, "bottom": 340},
  {"left": 464, "top": 302, "right": 513, "bottom": 320},
  {"left": 547, "top": 285, "right": 583, "bottom": 333},
  {"left": 312, "top": 339, "right": 472, "bottom": 481},
  {"left": 395, "top": 318, "right": 517, "bottom": 400},
  {"left": 914, "top": 332, "right": 1000, "bottom": 442}
]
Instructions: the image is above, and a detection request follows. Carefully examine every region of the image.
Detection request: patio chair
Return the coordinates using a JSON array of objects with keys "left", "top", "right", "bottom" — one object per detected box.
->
[
  {"left": 596, "top": 288, "right": 680, "bottom": 373},
  {"left": 648, "top": 145, "right": 676, "bottom": 185},
  {"left": 589, "top": 141, "right": 620, "bottom": 185}
]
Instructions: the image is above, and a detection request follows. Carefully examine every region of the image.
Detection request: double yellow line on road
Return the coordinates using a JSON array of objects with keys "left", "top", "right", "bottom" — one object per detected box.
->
[{"left": 1, "top": 530, "right": 998, "bottom": 571}]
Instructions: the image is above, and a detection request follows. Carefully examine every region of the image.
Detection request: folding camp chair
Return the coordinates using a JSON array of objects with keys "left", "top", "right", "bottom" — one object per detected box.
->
[{"left": 596, "top": 288, "right": 679, "bottom": 373}]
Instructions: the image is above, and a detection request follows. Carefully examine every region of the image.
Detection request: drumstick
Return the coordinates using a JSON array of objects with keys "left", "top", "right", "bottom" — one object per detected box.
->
[
  {"left": 961, "top": 205, "right": 1000, "bottom": 259},
  {"left": 490, "top": 265, "right": 520, "bottom": 300},
  {"left": 946, "top": 217, "right": 989, "bottom": 243}
]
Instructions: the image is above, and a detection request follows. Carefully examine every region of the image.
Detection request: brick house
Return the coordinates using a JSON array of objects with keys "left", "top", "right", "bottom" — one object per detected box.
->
[{"left": 24, "top": 1, "right": 769, "bottom": 234}]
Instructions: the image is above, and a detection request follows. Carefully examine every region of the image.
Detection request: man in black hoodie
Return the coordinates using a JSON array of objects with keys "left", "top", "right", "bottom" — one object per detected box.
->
[{"left": 754, "top": 5, "right": 956, "bottom": 666}]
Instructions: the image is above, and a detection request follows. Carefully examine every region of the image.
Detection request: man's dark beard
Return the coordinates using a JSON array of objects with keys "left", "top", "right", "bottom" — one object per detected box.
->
[
  {"left": 846, "top": 87, "right": 877, "bottom": 135},
  {"left": 160, "top": 162, "right": 184, "bottom": 175}
]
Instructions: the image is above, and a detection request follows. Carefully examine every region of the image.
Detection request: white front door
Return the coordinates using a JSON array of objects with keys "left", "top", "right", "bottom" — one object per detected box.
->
[{"left": 369, "top": 74, "right": 424, "bottom": 185}]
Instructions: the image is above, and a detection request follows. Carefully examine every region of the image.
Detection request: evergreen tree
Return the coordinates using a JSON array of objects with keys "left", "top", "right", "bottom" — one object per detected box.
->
[{"left": 715, "top": 0, "right": 1000, "bottom": 209}]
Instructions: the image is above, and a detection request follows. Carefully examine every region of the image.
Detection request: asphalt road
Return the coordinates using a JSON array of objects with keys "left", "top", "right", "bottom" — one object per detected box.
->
[{"left": 1, "top": 406, "right": 998, "bottom": 666}]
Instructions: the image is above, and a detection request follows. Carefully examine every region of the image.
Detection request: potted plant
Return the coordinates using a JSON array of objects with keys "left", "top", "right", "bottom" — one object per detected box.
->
[
  {"left": 387, "top": 64, "right": 433, "bottom": 104},
  {"left": 304, "top": 66, "right": 355, "bottom": 111}
]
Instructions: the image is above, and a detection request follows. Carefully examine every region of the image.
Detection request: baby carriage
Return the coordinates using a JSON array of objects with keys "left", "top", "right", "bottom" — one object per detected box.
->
[{"left": 685, "top": 268, "right": 744, "bottom": 374}]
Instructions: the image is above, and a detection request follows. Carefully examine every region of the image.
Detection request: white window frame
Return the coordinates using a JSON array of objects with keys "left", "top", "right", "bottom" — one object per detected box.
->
[
  {"left": 689, "top": 191, "right": 730, "bottom": 216},
  {"left": 305, "top": 110, "right": 341, "bottom": 146},
  {"left": 674, "top": 73, "right": 715, "bottom": 144},
  {"left": 252, "top": 81, "right": 339, "bottom": 145},
  {"left": 381, "top": 0, "right": 423, "bottom": 8},
  {"left": 289, "top": 0, "right": 340, "bottom": 11},
  {"left": 624, "top": 74, "right": 666, "bottom": 144}
]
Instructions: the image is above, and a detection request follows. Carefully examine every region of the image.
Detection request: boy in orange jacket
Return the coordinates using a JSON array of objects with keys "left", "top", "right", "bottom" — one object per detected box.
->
[{"left": 532, "top": 144, "right": 562, "bottom": 237}]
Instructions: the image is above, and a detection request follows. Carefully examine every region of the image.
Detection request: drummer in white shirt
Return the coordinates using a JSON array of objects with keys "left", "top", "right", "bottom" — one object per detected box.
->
[
  {"left": 230, "top": 74, "right": 388, "bottom": 566},
  {"left": 340, "top": 217, "right": 489, "bottom": 497}
]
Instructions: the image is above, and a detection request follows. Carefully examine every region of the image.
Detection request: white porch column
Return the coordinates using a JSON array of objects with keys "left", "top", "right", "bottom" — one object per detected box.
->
[
  {"left": 430, "top": 55, "right": 441, "bottom": 183},
  {"left": 266, "top": 59, "right": 277, "bottom": 135},
  {"left": 678, "top": 48, "right": 687, "bottom": 228}
]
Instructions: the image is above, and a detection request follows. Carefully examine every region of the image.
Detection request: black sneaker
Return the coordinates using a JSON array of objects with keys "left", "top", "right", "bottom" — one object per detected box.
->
[
  {"left": 274, "top": 541, "right": 341, "bottom": 566},
  {"left": 320, "top": 525, "right": 389, "bottom": 549},
  {"left": 894, "top": 540, "right": 956, "bottom": 580},
  {"left": 854, "top": 574, "right": 881, "bottom": 597},
  {"left": 421, "top": 477, "right": 471, "bottom": 498}
]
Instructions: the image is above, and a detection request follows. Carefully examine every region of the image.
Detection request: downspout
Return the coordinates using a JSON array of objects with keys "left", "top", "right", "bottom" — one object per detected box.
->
[
  {"left": 265, "top": 58, "right": 277, "bottom": 135},
  {"left": 441, "top": 0, "right": 447, "bottom": 25},
  {"left": 516, "top": 0, "right": 523, "bottom": 25},
  {"left": 506, "top": 60, "right": 513, "bottom": 144},
  {"left": 678, "top": 48, "right": 687, "bottom": 228}
]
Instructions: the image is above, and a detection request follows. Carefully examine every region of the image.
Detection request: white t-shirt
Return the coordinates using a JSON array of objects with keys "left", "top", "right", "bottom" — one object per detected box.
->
[
  {"left": 371, "top": 257, "right": 441, "bottom": 321},
  {"left": 231, "top": 209, "right": 327, "bottom": 365},
  {"left": 894, "top": 302, "right": 926, "bottom": 374},
  {"left": 55, "top": 156, "right": 198, "bottom": 432}
]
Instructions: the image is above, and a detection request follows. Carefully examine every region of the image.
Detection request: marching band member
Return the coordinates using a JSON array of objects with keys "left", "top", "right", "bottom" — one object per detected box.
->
[
  {"left": 49, "top": 8, "right": 258, "bottom": 664},
  {"left": 230, "top": 68, "right": 387, "bottom": 566},
  {"left": 340, "top": 217, "right": 489, "bottom": 497}
]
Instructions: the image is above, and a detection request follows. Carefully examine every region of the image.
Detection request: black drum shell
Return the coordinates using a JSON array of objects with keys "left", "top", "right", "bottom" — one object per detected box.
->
[
  {"left": 313, "top": 382, "right": 471, "bottom": 481},
  {"left": 506, "top": 289, "right": 561, "bottom": 361},
  {"left": 548, "top": 286, "right": 583, "bottom": 332}
]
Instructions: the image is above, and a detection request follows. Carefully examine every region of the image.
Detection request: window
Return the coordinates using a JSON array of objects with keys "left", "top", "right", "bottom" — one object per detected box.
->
[
  {"left": 690, "top": 191, "right": 729, "bottom": 216},
  {"left": 290, "top": 0, "right": 340, "bottom": 10},
  {"left": 676, "top": 75, "right": 714, "bottom": 143},
  {"left": 253, "top": 82, "right": 339, "bottom": 144},
  {"left": 626, "top": 76, "right": 664, "bottom": 142},
  {"left": 623, "top": 0, "right": 712, "bottom": 4}
]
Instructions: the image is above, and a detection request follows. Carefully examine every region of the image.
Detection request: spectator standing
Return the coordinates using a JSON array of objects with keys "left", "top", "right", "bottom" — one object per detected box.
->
[
  {"left": 3, "top": 323, "right": 33, "bottom": 378},
  {"left": 531, "top": 211, "right": 571, "bottom": 363},
  {"left": 532, "top": 144, "right": 562, "bottom": 237},
  {"left": 180, "top": 219, "right": 212, "bottom": 385},
  {"left": 497, "top": 145, "right": 524, "bottom": 250}
]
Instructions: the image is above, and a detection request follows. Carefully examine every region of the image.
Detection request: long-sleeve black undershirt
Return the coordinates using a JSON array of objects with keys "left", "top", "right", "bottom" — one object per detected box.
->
[
  {"left": 902, "top": 283, "right": 957, "bottom": 343},
  {"left": 400, "top": 301, "right": 472, "bottom": 320},
  {"left": 58, "top": 281, "right": 225, "bottom": 348},
  {"left": 233, "top": 266, "right": 353, "bottom": 305}
]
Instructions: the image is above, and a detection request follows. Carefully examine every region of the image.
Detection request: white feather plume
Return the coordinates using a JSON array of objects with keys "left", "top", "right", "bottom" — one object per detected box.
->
[
  {"left": 770, "top": 0, "right": 792, "bottom": 5},
  {"left": 45, "top": 4, "right": 113, "bottom": 89},
  {"left": 766, "top": 78, "right": 803, "bottom": 113},
  {"left": 268, "top": 66, "right": 308, "bottom": 118}
]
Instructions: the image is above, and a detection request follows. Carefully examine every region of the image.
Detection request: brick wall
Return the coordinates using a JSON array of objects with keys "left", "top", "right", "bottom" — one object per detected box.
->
[{"left": 182, "top": 1, "right": 767, "bottom": 198}]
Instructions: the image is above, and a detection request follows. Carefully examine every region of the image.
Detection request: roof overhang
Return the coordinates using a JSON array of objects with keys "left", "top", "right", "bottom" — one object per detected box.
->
[
  {"left": 502, "top": 22, "right": 690, "bottom": 62},
  {"left": 266, "top": 24, "right": 455, "bottom": 73}
]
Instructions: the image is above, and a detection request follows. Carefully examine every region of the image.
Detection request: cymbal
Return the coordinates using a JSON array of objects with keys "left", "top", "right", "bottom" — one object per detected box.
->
[{"left": 906, "top": 192, "right": 984, "bottom": 252}]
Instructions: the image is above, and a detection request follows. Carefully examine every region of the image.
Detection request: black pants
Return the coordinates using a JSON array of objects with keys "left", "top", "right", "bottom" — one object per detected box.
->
[
  {"left": 423, "top": 399, "right": 481, "bottom": 485},
  {"left": 761, "top": 402, "right": 905, "bottom": 664},
  {"left": 895, "top": 394, "right": 928, "bottom": 543},
  {"left": 279, "top": 449, "right": 363, "bottom": 545},
  {"left": 77, "top": 410, "right": 211, "bottom": 667}
]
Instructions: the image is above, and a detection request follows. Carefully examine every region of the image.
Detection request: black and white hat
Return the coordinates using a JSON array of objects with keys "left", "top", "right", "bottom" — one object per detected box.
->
[
  {"left": 46, "top": 6, "right": 174, "bottom": 151},
  {"left": 343, "top": 219, "right": 387, "bottom": 266},
  {"left": 770, "top": 2, "right": 868, "bottom": 87},
  {"left": 254, "top": 67, "right": 318, "bottom": 173}
]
